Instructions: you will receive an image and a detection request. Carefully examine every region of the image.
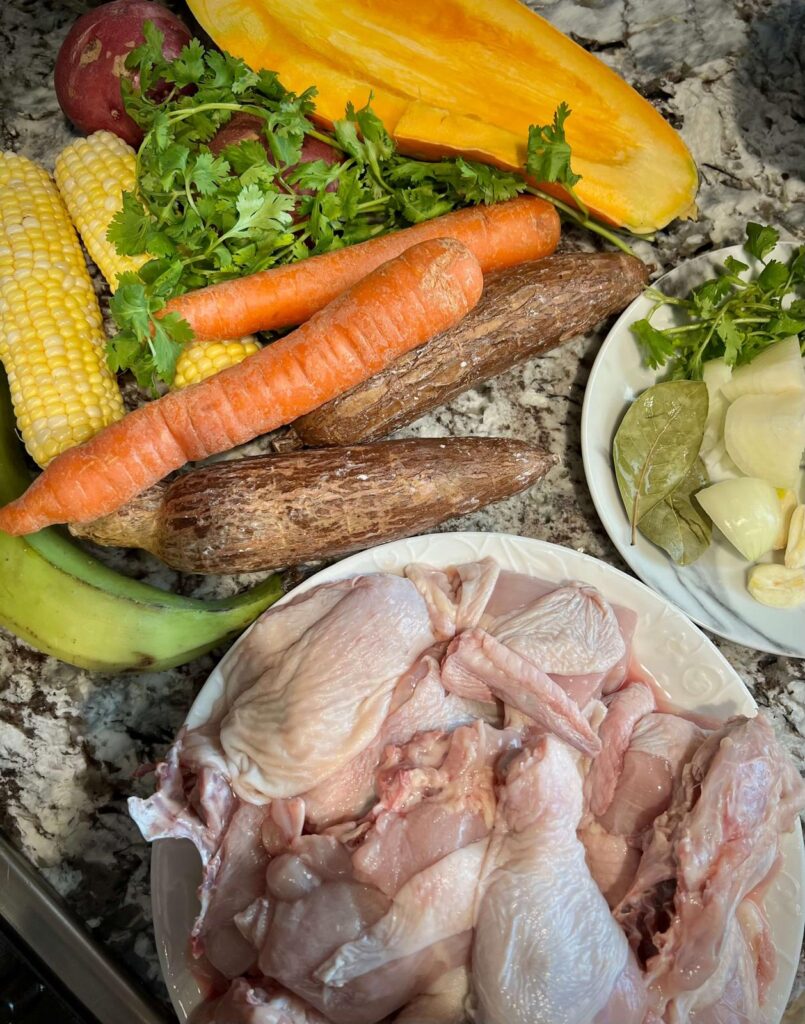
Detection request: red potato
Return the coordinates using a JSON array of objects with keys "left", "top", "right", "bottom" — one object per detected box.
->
[{"left": 54, "top": 1, "right": 191, "bottom": 146}]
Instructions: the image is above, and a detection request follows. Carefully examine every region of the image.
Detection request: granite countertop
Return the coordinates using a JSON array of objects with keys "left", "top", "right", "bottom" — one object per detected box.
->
[{"left": 0, "top": 0, "right": 804, "bottom": 1019}]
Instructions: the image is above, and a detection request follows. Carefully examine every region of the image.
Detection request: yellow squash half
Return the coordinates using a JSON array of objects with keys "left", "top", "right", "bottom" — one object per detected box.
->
[{"left": 188, "top": 0, "right": 698, "bottom": 233}]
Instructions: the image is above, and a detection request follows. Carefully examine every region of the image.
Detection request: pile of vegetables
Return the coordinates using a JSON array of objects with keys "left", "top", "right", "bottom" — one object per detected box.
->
[
  {"left": 614, "top": 227, "right": 805, "bottom": 608},
  {"left": 0, "top": 0, "right": 668, "bottom": 666},
  {"left": 53, "top": 5, "right": 636, "bottom": 387}
]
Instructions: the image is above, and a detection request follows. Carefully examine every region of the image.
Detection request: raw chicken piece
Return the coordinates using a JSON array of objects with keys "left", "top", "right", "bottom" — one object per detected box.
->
[
  {"left": 614, "top": 714, "right": 805, "bottom": 1020},
  {"left": 405, "top": 559, "right": 500, "bottom": 638},
  {"left": 472, "top": 737, "right": 647, "bottom": 1024},
  {"left": 248, "top": 833, "right": 470, "bottom": 1023},
  {"left": 215, "top": 574, "right": 437, "bottom": 801},
  {"left": 585, "top": 682, "right": 655, "bottom": 817},
  {"left": 128, "top": 744, "right": 236, "bottom": 864},
  {"left": 483, "top": 571, "right": 637, "bottom": 703},
  {"left": 598, "top": 712, "right": 707, "bottom": 837},
  {"left": 316, "top": 840, "right": 488, "bottom": 986},
  {"left": 580, "top": 822, "right": 642, "bottom": 908},
  {"left": 193, "top": 802, "right": 270, "bottom": 977},
  {"left": 303, "top": 656, "right": 489, "bottom": 828},
  {"left": 191, "top": 978, "right": 330, "bottom": 1023},
  {"left": 393, "top": 967, "right": 469, "bottom": 1023},
  {"left": 353, "top": 722, "right": 516, "bottom": 896},
  {"left": 442, "top": 629, "right": 601, "bottom": 756},
  {"left": 663, "top": 907, "right": 773, "bottom": 1024},
  {"left": 490, "top": 582, "right": 626, "bottom": 676},
  {"left": 581, "top": 710, "right": 707, "bottom": 907}
]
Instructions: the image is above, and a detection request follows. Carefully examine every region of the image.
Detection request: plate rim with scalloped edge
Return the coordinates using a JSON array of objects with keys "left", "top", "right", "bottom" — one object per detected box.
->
[{"left": 148, "top": 531, "right": 804, "bottom": 1023}]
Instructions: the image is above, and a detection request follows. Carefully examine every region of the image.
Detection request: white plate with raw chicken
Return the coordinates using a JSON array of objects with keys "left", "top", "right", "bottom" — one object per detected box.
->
[{"left": 131, "top": 532, "right": 805, "bottom": 1024}]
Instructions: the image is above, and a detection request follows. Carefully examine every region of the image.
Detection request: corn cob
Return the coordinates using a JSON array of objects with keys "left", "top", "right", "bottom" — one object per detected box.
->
[
  {"left": 54, "top": 131, "right": 147, "bottom": 292},
  {"left": 173, "top": 337, "right": 262, "bottom": 390},
  {"left": 55, "top": 132, "right": 258, "bottom": 388},
  {"left": 0, "top": 151, "right": 124, "bottom": 466}
]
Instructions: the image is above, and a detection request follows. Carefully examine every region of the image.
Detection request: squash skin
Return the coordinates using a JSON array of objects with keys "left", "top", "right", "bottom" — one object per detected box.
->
[{"left": 187, "top": 0, "right": 698, "bottom": 233}]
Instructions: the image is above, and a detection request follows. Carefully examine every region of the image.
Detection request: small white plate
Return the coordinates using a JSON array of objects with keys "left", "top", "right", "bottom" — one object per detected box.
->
[
  {"left": 582, "top": 243, "right": 805, "bottom": 657},
  {"left": 150, "top": 532, "right": 804, "bottom": 1022}
]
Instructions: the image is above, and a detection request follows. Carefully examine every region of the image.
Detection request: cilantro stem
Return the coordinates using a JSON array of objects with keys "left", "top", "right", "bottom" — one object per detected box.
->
[
  {"left": 525, "top": 186, "right": 635, "bottom": 256},
  {"left": 308, "top": 127, "right": 346, "bottom": 152},
  {"left": 356, "top": 197, "right": 391, "bottom": 212}
]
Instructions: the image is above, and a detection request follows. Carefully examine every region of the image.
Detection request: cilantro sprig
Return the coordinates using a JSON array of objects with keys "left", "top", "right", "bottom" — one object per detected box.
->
[
  {"left": 632, "top": 223, "right": 805, "bottom": 380},
  {"left": 108, "top": 24, "right": 625, "bottom": 388}
]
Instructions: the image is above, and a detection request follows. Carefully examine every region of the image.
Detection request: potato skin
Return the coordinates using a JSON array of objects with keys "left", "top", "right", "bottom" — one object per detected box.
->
[
  {"left": 294, "top": 252, "right": 649, "bottom": 446},
  {"left": 54, "top": 1, "right": 191, "bottom": 145},
  {"left": 71, "top": 438, "right": 556, "bottom": 574}
]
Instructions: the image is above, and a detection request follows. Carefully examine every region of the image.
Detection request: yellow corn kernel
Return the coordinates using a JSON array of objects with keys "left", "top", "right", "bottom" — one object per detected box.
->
[
  {"left": 54, "top": 131, "right": 148, "bottom": 292},
  {"left": 0, "top": 151, "right": 124, "bottom": 466},
  {"left": 172, "top": 337, "right": 262, "bottom": 390}
]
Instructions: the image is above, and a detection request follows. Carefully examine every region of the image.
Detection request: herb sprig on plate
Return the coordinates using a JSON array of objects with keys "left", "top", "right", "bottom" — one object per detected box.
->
[
  {"left": 106, "top": 25, "right": 627, "bottom": 388},
  {"left": 633, "top": 224, "right": 805, "bottom": 380}
]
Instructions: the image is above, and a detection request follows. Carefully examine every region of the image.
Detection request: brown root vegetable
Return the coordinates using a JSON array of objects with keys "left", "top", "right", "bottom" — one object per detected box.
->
[
  {"left": 293, "top": 252, "right": 649, "bottom": 447},
  {"left": 54, "top": 1, "right": 192, "bottom": 146},
  {"left": 69, "top": 438, "right": 556, "bottom": 574}
]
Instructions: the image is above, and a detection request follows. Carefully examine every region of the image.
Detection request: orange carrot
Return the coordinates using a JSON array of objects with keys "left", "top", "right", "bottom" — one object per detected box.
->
[
  {"left": 164, "top": 196, "right": 559, "bottom": 341},
  {"left": 0, "top": 239, "right": 483, "bottom": 536}
]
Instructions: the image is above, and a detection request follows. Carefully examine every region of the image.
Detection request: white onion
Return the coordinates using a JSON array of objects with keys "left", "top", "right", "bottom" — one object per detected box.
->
[
  {"left": 723, "top": 392, "right": 805, "bottom": 489},
  {"left": 696, "top": 477, "right": 783, "bottom": 561},
  {"left": 722, "top": 336, "right": 805, "bottom": 402}
]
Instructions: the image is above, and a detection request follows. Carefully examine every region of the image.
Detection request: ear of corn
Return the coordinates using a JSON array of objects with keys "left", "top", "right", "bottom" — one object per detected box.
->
[
  {"left": 55, "top": 131, "right": 258, "bottom": 388},
  {"left": 173, "top": 337, "right": 262, "bottom": 390},
  {"left": 54, "top": 131, "right": 147, "bottom": 293},
  {"left": 0, "top": 151, "right": 124, "bottom": 466}
]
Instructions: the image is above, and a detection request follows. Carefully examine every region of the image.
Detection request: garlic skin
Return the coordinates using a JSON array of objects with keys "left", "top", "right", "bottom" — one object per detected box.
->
[
  {"left": 774, "top": 490, "right": 797, "bottom": 551},
  {"left": 784, "top": 506, "right": 805, "bottom": 570}
]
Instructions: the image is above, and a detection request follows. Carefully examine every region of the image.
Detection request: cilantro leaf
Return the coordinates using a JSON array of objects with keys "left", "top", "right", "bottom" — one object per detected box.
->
[
  {"left": 222, "top": 139, "right": 272, "bottom": 176},
  {"left": 715, "top": 314, "right": 742, "bottom": 364},
  {"left": 526, "top": 102, "right": 581, "bottom": 188},
  {"left": 232, "top": 184, "right": 295, "bottom": 235},
  {"left": 151, "top": 313, "right": 193, "bottom": 380},
  {"left": 189, "top": 152, "right": 231, "bottom": 195},
  {"left": 107, "top": 192, "right": 150, "bottom": 256},
  {"left": 166, "top": 39, "right": 205, "bottom": 87},
  {"left": 745, "top": 222, "right": 779, "bottom": 262},
  {"left": 632, "top": 319, "right": 680, "bottom": 369},
  {"left": 757, "top": 259, "right": 788, "bottom": 292}
]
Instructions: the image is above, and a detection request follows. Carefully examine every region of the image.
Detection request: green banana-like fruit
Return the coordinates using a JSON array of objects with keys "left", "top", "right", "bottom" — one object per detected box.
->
[{"left": 0, "top": 374, "right": 282, "bottom": 672}]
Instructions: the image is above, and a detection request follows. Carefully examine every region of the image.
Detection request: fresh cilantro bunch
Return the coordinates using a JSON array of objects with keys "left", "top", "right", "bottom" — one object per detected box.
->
[
  {"left": 107, "top": 24, "right": 602, "bottom": 388},
  {"left": 633, "top": 224, "right": 805, "bottom": 380}
]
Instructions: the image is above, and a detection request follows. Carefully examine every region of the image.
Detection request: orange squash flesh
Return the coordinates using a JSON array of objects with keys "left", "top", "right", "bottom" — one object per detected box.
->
[{"left": 188, "top": 0, "right": 699, "bottom": 233}]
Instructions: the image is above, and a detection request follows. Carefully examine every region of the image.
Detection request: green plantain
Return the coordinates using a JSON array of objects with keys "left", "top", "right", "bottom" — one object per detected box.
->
[{"left": 0, "top": 373, "right": 281, "bottom": 672}]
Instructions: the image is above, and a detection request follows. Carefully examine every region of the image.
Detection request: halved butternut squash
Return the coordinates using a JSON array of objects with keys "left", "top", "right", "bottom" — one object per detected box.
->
[{"left": 188, "top": 0, "right": 698, "bottom": 233}]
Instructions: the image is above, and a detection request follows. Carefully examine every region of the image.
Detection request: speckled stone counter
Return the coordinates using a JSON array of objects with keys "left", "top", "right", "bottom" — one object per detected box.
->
[{"left": 1, "top": 0, "right": 804, "bottom": 1018}]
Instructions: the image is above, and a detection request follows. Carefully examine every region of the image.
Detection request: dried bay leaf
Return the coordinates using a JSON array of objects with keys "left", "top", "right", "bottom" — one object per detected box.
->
[
  {"left": 638, "top": 457, "right": 712, "bottom": 565},
  {"left": 613, "top": 380, "right": 709, "bottom": 544}
]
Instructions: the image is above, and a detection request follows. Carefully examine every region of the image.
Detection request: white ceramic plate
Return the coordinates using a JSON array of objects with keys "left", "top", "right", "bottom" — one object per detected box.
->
[
  {"left": 581, "top": 243, "right": 805, "bottom": 657},
  {"left": 150, "top": 531, "right": 805, "bottom": 1022}
]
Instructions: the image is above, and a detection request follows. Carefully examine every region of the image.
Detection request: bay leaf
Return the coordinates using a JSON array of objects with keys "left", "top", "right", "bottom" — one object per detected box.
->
[
  {"left": 613, "top": 380, "right": 709, "bottom": 542},
  {"left": 638, "top": 457, "right": 712, "bottom": 565}
]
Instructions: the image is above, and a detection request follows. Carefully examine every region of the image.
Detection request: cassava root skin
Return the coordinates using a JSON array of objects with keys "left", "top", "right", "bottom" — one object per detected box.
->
[
  {"left": 70, "top": 438, "right": 557, "bottom": 574},
  {"left": 293, "top": 252, "right": 649, "bottom": 446}
]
